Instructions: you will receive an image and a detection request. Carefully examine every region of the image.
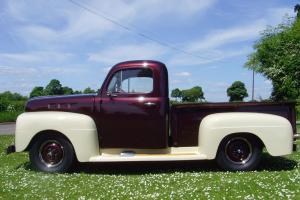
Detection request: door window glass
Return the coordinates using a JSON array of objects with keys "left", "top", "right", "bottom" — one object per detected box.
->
[{"left": 107, "top": 68, "right": 153, "bottom": 94}]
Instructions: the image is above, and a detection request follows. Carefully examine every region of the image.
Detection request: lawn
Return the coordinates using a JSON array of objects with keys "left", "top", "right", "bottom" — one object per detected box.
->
[{"left": 1, "top": 136, "right": 300, "bottom": 199}]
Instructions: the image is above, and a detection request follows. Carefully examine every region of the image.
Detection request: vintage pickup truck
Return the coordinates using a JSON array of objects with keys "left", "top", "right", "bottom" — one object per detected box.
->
[{"left": 7, "top": 60, "right": 298, "bottom": 173}]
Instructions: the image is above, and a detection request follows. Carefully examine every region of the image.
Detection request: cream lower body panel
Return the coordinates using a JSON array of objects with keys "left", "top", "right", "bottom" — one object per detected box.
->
[
  {"left": 198, "top": 112, "right": 294, "bottom": 159},
  {"left": 89, "top": 154, "right": 207, "bottom": 162},
  {"left": 88, "top": 147, "right": 208, "bottom": 162},
  {"left": 15, "top": 112, "right": 99, "bottom": 162}
]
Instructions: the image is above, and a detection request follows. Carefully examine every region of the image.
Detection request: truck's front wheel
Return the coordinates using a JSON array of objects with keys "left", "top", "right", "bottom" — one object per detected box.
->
[
  {"left": 29, "top": 135, "right": 75, "bottom": 173},
  {"left": 216, "top": 134, "right": 262, "bottom": 171}
]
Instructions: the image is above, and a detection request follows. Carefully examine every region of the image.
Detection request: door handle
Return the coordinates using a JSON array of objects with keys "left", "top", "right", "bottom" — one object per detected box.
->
[
  {"left": 107, "top": 92, "right": 118, "bottom": 97},
  {"left": 144, "top": 102, "right": 156, "bottom": 106}
]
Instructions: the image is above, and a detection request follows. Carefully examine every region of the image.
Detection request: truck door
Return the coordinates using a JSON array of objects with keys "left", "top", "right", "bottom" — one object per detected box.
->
[{"left": 99, "top": 65, "right": 168, "bottom": 149}]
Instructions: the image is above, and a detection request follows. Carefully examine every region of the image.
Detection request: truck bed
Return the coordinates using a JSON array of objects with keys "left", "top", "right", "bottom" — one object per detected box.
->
[{"left": 170, "top": 102, "right": 297, "bottom": 147}]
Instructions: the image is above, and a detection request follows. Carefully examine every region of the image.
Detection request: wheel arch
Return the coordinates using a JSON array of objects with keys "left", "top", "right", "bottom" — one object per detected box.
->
[
  {"left": 25, "top": 130, "right": 74, "bottom": 152},
  {"left": 198, "top": 112, "right": 293, "bottom": 159},
  {"left": 15, "top": 111, "right": 100, "bottom": 162}
]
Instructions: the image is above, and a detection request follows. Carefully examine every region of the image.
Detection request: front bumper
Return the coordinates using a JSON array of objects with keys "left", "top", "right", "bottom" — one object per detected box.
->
[{"left": 6, "top": 145, "right": 15, "bottom": 154}]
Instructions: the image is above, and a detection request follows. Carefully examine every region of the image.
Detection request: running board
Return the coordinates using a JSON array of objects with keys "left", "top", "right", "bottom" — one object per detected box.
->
[{"left": 89, "top": 153, "right": 207, "bottom": 162}]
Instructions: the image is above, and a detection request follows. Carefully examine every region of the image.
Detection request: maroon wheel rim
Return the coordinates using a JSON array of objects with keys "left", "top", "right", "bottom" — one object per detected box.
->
[
  {"left": 39, "top": 140, "right": 64, "bottom": 168},
  {"left": 225, "top": 137, "right": 252, "bottom": 164}
]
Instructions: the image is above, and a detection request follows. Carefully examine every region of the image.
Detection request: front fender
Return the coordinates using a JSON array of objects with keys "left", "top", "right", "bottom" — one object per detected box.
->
[
  {"left": 198, "top": 112, "right": 293, "bottom": 159},
  {"left": 15, "top": 111, "right": 99, "bottom": 162}
]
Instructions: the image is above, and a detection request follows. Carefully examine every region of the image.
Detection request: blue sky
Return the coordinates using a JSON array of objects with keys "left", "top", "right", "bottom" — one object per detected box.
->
[{"left": 0, "top": 0, "right": 298, "bottom": 101}]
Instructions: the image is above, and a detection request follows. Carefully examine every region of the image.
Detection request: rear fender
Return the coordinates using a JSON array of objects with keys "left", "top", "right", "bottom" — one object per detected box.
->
[{"left": 198, "top": 112, "right": 293, "bottom": 159}]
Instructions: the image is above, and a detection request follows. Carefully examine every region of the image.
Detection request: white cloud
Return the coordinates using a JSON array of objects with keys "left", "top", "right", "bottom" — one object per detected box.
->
[
  {"left": 170, "top": 78, "right": 193, "bottom": 85},
  {"left": 7, "top": 1, "right": 134, "bottom": 44},
  {"left": 19, "top": 25, "right": 60, "bottom": 43},
  {"left": 0, "top": 66, "right": 37, "bottom": 75},
  {"left": 175, "top": 72, "right": 191, "bottom": 77},
  {"left": 264, "top": 80, "right": 272, "bottom": 86},
  {"left": 6, "top": 0, "right": 216, "bottom": 45},
  {"left": 133, "top": 0, "right": 216, "bottom": 19},
  {"left": 168, "top": 6, "right": 294, "bottom": 67},
  {"left": 202, "top": 82, "right": 231, "bottom": 100},
  {"left": 266, "top": 7, "right": 295, "bottom": 25},
  {"left": 187, "top": 20, "right": 266, "bottom": 52},
  {"left": 102, "top": 67, "right": 112, "bottom": 73},
  {"left": 0, "top": 79, "right": 36, "bottom": 95},
  {"left": 88, "top": 43, "right": 167, "bottom": 64},
  {"left": 0, "top": 53, "right": 41, "bottom": 64},
  {"left": 188, "top": 6, "right": 295, "bottom": 53},
  {"left": 211, "top": 82, "right": 230, "bottom": 88},
  {"left": 171, "top": 79, "right": 184, "bottom": 84},
  {"left": 0, "top": 65, "right": 83, "bottom": 77},
  {"left": 0, "top": 64, "right": 86, "bottom": 95},
  {"left": 0, "top": 51, "right": 73, "bottom": 65},
  {"left": 168, "top": 47, "right": 252, "bottom": 67}
]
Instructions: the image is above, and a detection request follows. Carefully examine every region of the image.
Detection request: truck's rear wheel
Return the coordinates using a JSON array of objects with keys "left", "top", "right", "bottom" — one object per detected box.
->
[
  {"left": 29, "top": 135, "right": 75, "bottom": 173},
  {"left": 216, "top": 134, "right": 262, "bottom": 171}
]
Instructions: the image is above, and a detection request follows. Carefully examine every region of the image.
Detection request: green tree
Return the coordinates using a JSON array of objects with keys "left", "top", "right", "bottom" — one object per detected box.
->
[
  {"left": 62, "top": 86, "right": 74, "bottom": 95},
  {"left": 181, "top": 86, "right": 205, "bottom": 102},
  {"left": 0, "top": 95, "right": 9, "bottom": 112},
  {"left": 44, "top": 79, "right": 64, "bottom": 95},
  {"left": 30, "top": 87, "right": 44, "bottom": 98},
  {"left": 295, "top": 4, "right": 300, "bottom": 18},
  {"left": 171, "top": 88, "right": 182, "bottom": 101},
  {"left": 73, "top": 90, "right": 82, "bottom": 94},
  {"left": 0, "top": 91, "right": 27, "bottom": 112},
  {"left": 0, "top": 91, "right": 27, "bottom": 101},
  {"left": 245, "top": 14, "right": 300, "bottom": 101},
  {"left": 227, "top": 81, "right": 248, "bottom": 102},
  {"left": 83, "top": 87, "right": 96, "bottom": 94}
]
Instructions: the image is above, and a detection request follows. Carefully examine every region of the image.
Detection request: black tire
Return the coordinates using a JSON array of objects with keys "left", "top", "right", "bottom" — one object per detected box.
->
[
  {"left": 29, "top": 134, "right": 75, "bottom": 173},
  {"left": 216, "top": 134, "right": 262, "bottom": 171}
]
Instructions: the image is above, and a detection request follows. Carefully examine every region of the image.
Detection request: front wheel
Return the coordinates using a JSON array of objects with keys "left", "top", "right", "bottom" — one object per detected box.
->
[
  {"left": 29, "top": 135, "right": 75, "bottom": 173},
  {"left": 216, "top": 135, "right": 262, "bottom": 171}
]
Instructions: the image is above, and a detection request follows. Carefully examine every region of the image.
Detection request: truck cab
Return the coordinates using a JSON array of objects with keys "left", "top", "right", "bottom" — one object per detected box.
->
[
  {"left": 96, "top": 61, "right": 169, "bottom": 149},
  {"left": 9, "top": 60, "right": 297, "bottom": 173}
]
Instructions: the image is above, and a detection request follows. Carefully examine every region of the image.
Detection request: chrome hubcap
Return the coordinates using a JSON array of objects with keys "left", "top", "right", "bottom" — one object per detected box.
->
[
  {"left": 39, "top": 140, "right": 64, "bottom": 168},
  {"left": 225, "top": 137, "right": 252, "bottom": 164}
]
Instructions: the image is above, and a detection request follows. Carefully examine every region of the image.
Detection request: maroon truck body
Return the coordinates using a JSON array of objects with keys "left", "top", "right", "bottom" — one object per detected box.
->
[
  {"left": 171, "top": 102, "right": 297, "bottom": 147},
  {"left": 26, "top": 60, "right": 297, "bottom": 149}
]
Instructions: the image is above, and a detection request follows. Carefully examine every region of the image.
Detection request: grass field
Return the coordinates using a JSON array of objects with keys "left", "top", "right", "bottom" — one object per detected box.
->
[
  {"left": 1, "top": 136, "right": 300, "bottom": 199},
  {"left": 0, "top": 111, "right": 22, "bottom": 123}
]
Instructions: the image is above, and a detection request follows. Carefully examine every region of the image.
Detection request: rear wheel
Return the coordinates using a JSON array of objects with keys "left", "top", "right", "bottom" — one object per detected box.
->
[
  {"left": 29, "top": 134, "right": 75, "bottom": 173},
  {"left": 216, "top": 134, "right": 262, "bottom": 171}
]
